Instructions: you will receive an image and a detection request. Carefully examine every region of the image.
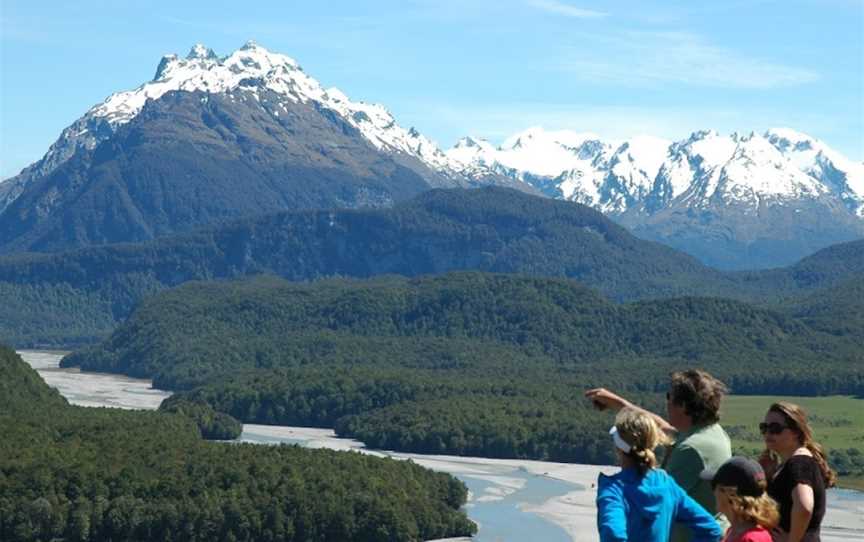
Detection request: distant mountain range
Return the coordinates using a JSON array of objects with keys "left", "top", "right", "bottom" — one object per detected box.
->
[
  {"left": 1, "top": 42, "right": 861, "bottom": 268},
  {"left": 446, "top": 127, "right": 864, "bottom": 269}
]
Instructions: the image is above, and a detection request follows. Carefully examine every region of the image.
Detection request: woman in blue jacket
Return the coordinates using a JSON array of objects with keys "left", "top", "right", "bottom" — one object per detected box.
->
[{"left": 597, "top": 407, "right": 723, "bottom": 542}]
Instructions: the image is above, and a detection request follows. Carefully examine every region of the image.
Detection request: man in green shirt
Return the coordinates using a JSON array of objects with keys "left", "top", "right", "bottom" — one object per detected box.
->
[{"left": 586, "top": 369, "right": 731, "bottom": 542}]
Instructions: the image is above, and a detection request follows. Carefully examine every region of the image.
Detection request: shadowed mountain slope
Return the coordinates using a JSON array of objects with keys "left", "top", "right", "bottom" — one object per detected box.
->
[{"left": 0, "top": 89, "right": 435, "bottom": 254}]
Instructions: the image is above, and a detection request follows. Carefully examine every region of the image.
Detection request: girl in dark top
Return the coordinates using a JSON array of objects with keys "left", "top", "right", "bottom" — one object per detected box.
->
[{"left": 758, "top": 402, "right": 837, "bottom": 542}]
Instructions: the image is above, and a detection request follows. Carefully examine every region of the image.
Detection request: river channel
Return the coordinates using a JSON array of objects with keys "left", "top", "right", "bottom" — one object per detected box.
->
[{"left": 20, "top": 351, "right": 864, "bottom": 542}]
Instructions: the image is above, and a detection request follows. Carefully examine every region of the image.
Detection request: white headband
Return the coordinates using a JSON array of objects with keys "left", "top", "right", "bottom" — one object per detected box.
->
[{"left": 609, "top": 426, "right": 632, "bottom": 453}]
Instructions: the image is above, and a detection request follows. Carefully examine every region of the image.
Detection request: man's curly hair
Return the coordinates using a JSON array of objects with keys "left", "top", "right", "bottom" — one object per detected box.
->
[{"left": 669, "top": 369, "right": 728, "bottom": 426}]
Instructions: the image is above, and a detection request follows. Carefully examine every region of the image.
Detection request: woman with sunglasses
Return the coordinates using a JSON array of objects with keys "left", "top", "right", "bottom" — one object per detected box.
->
[{"left": 759, "top": 402, "right": 837, "bottom": 542}]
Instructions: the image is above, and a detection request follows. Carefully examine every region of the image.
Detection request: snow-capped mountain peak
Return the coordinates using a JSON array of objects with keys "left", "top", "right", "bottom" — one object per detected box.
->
[
  {"left": 453, "top": 136, "right": 492, "bottom": 149},
  {"left": 187, "top": 43, "right": 218, "bottom": 60},
  {"left": 501, "top": 127, "right": 600, "bottom": 152},
  {"left": 763, "top": 128, "right": 864, "bottom": 214},
  {"left": 5, "top": 42, "right": 862, "bottom": 244},
  {"left": 13, "top": 42, "right": 473, "bottom": 186},
  {"left": 446, "top": 137, "right": 497, "bottom": 169},
  {"left": 611, "top": 136, "right": 670, "bottom": 178},
  {"left": 90, "top": 42, "right": 308, "bottom": 128},
  {"left": 764, "top": 127, "right": 818, "bottom": 151}
]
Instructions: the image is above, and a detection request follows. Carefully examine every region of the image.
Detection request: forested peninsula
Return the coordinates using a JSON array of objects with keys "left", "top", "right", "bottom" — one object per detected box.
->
[{"left": 0, "top": 346, "right": 475, "bottom": 542}]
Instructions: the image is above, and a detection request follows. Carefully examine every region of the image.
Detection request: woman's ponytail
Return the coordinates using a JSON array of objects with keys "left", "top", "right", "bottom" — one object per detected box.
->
[
  {"left": 629, "top": 447, "right": 658, "bottom": 476},
  {"left": 614, "top": 407, "right": 670, "bottom": 476}
]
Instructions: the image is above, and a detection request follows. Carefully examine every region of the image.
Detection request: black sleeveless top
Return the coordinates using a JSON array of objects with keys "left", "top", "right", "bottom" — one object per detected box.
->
[{"left": 766, "top": 455, "right": 826, "bottom": 542}]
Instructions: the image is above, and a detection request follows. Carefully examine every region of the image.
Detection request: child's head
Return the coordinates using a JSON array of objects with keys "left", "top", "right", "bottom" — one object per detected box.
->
[
  {"left": 611, "top": 407, "right": 671, "bottom": 475},
  {"left": 702, "top": 457, "right": 779, "bottom": 529}
]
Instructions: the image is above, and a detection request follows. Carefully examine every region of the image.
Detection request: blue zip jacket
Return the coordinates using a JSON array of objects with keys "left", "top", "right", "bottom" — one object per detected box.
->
[{"left": 597, "top": 467, "right": 722, "bottom": 542}]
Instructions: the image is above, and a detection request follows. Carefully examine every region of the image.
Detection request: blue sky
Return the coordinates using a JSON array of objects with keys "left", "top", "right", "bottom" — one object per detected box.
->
[{"left": 1, "top": 0, "right": 862, "bottom": 179}]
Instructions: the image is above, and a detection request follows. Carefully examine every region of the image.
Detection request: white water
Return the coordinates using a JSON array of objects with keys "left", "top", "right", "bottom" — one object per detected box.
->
[{"left": 20, "top": 351, "right": 864, "bottom": 542}]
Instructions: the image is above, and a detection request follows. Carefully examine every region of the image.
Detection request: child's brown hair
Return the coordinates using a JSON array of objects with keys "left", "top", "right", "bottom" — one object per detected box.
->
[{"left": 715, "top": 483, "right": 779, "bottom": 530}]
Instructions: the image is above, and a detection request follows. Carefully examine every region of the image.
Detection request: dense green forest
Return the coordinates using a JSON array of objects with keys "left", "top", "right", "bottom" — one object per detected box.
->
[
  {"left": 0, "top": 346, "right": 475, "bottom": 542},
  {"left": 63, "top": 272, "right": 863, "bottom": 466},
  {"left": 3, "top": 187, "right": 862, "bottom": 348},
  {"left": 780, "top": 275, "right": 864, "bottom": 337}
]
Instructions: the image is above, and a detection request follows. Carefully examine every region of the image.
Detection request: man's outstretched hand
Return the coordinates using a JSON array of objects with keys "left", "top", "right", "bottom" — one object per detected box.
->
[
  {"left": 585, "top": 388, "right": 677, "bottom": 434},
  {"left": 584, "top": 388, "right": 630, "bottom": 411}
]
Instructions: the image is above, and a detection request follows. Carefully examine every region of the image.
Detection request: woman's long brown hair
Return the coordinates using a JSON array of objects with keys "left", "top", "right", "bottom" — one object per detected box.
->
[{"left": 767, "top": 402, "right": 837, "bottom": 488}]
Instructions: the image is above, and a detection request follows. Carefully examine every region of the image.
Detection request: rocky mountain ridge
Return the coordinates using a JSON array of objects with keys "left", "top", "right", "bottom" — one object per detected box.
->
[
  {"left": 0, "top": 43, "right": 526, "bottom": 253},
  {"left": 3, "top": 41, "right": 469, "bottom": 193}
]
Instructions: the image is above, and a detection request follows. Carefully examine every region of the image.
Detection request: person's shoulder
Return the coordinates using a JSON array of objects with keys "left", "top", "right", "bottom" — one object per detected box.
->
[
  {"left": 643, "top": 468, "right": 682, "bottom": 493},
  {"left": 597, "top": 471, "right": 628, "bottom": 501},
  {"left": 690, "top": 423, "right": 730, "bottom": 442},
  {"left": 665, "top": 439, "right": 701, "bottom": 469},
  {"left": 738, "top": 526, "right": 772, "bottom": 542},
  {"left": 786, "top": 454, "right": 822, "bottom": 481},
  {"left": 685, "top": 423, "right": 731, "bottom": 456},
  {"left": 644, "top": 467, "right": 673, "bottom": 483},
  {"left": 598, "top": 471, "right": 625, "bottom": 490},
  {"left": 787, "top": 453, "right": 816, "bottom": 465}
]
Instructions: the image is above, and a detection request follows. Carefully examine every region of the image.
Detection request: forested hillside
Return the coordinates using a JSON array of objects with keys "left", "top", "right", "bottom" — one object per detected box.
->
[
  {"left": 732, "top": 238, "right": 864, "bottom": 295},
  {"left": 781, "top": 276, "right": 864, "bottom": 337},
  {"left": 0, "top": 346, "right": 475, "bottom": 542},
  {"left": 63, "top": 273, "right": 863, "bottom": 465},
  {"left": 0, "top": 187, "right": 734, "bottom": 347},
  {"left": 2, "top": 188, "right": 861, "bottom": 348}
]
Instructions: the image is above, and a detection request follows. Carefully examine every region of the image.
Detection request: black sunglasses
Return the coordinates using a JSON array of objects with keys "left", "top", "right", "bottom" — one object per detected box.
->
[{"left": 759, "top": 422, "right": 788, "bottom": 435}]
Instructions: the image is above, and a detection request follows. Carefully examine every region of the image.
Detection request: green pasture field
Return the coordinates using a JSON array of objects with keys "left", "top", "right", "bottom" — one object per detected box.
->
[{"left": 721, "top": 395, "right": 864, "bottom": 490}]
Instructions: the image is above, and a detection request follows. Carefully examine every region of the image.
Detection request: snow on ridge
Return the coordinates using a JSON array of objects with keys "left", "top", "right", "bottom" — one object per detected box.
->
[
  {"left": 446, "top": 137, "right": 497, "bottom": 167},
  {"left": 765, "top": 127, "right": 864, "bottom": 204},
  {"left": 764, "top": 127, "right": 817, "bottom": 148},
  {"left": 445, "top": 127, "right": 863, "bottom": 216},
  {"left": 609, "top": 135, "right": 671, "bottom": 194},
  {"left": 501, "top": 127, "right": 600, "bottom": 151},
  {"left": 92, "top": 41, "right": 310, "bottom": 126},
  {"left": 446, "top": 126, "right": 611, "bottom": 179},
  {"left": 720, "top": 133, "right": 826, "bottom": 200}
]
